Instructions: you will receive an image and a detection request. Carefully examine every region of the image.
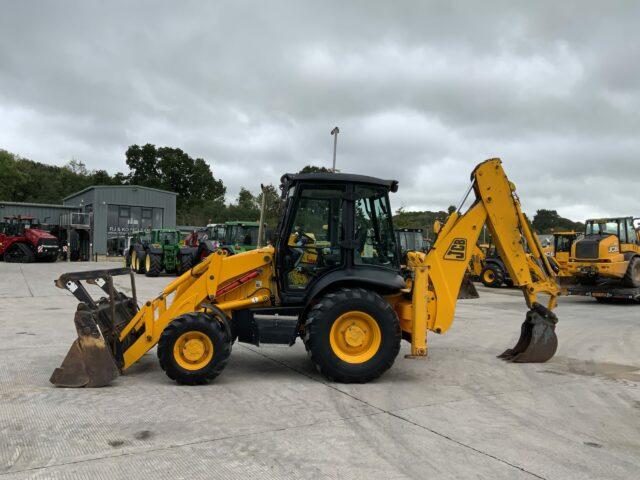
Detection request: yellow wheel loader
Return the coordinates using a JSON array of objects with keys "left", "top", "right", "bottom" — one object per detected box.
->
[
  {"left": 568, "top": 217, "right": 640, "bottom": 287},
  {"left": 50, "top": 158, "right": 561, "bottom": 388}
]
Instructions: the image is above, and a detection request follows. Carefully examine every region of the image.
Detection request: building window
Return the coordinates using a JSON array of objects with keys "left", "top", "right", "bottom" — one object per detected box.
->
[{"left": 106, "top": 204, "right": 164, "bottom": 255}]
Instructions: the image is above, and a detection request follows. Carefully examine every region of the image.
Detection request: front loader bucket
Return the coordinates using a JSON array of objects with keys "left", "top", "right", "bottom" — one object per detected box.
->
[
  {"left": 498, "top": 302, "right": 558, "bottom": 363},
  {"left": 458, "top": 273, "right": 480, "bottom": 299},
  {"left": 51, "top": 268, "right": 138, "bottom": 388},
  {"left": 50, "top": 304, "right": 119, "bottom": 387}
]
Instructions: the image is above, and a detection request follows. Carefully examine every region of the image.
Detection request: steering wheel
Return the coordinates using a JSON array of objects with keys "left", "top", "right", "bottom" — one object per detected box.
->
[{"left": 294, "top": 229, "right": 315, "bottom": 246}]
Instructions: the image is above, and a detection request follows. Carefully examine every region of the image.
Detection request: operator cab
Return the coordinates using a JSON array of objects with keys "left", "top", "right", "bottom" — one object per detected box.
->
[
  {"left": 553, "top": 232, "right": 578, "bottom": 253},
  {"left": 276, "top": 172, "right": 404, "bottom": 305},
  {"left": 584, "top": 217, "right": 638, "bottom": 245},
  {"left": 574, "top": 217, "right": 637, "bottom": 260},
  {"left": 2, "top": 215, "right": 36, "bottom": 236}
]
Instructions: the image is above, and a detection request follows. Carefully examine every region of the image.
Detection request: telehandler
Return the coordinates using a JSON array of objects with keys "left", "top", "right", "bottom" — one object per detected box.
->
[{"left": 50, "top": 158, "right": 560, "bottom": 387}]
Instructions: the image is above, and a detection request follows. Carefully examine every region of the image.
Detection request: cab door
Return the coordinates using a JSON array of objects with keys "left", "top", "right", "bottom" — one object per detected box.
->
[{"left": 276, "top": 184, "right": 346, "bottom": 302}]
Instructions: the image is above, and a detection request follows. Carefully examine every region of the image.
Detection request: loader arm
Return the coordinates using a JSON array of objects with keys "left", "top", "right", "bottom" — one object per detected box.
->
[
  {"left": 119, "top": 248, "right": 275, "bottom": 370},
  {"left": 398, "top": 158, "right": 559, "bottom": 361}
]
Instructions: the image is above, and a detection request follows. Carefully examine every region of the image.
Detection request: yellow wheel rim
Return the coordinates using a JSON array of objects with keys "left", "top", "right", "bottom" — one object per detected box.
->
[
  {"left": 145, "top": 254, "right": 151, "bottom": 271},
  {"left": 483, "top": 270, "right": 495, "bottom": 283},
  {"left": 330, "top": 311, "right": 381, "bottom": 364},
  {"left": 173, "top": 331, "right": 214, "bottom": 370},
  {"left": 131, "top": 251, "right": 138, "bottom": 270}
]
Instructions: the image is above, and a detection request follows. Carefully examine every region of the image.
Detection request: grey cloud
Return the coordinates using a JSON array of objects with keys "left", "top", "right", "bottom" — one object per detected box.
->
[{"left": 1, "top": 0, "right": 639, "bottom": 221}]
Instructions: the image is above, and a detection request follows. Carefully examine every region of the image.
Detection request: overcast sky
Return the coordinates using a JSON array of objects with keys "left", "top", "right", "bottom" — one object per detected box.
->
[{"left": 1, "top": 1, "right": 638, "bottom": 220}]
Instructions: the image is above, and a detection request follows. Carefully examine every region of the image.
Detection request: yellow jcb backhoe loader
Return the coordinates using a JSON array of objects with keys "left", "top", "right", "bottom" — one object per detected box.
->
[{"left": 50, "top": 158, "right": 560, "bottom": 388}]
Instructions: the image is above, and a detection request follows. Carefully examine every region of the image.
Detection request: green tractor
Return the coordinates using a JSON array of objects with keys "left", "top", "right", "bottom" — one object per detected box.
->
[
  {"left": 220, "top": 221, "right": 260, "bottom": 255},
  {"left": 125, "top": 229, "right": 196, "bottom": 276}
]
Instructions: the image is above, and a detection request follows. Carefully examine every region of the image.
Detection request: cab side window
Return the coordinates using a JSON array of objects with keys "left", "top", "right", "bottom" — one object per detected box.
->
[
  {"left": 353, "top": 186, "right": 398, "bottom": 268},
  {"left": 626, "top": 220, "right": 637, "bottom": 245}
]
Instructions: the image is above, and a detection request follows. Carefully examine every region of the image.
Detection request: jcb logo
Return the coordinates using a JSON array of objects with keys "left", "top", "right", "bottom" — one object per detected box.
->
[{"left": 444, "top": 238, "right": 467, "bottom": 261}]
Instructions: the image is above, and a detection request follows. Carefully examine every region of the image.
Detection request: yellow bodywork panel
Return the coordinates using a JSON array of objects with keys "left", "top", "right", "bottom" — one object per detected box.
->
[
  {"left": 120, "top": 248, "right": 276, "bottom": 370},
  {"left": 569, "top": 235, "right": 640, "bottom": 279}
]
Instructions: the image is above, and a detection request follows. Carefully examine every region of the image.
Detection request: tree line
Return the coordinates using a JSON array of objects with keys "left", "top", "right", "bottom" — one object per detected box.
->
[
  {"left": 0, "top": 145, "right": 283, "bottom": 226},
  {"left": 0, "top": 146, "right": 584, "bottom": 234}
]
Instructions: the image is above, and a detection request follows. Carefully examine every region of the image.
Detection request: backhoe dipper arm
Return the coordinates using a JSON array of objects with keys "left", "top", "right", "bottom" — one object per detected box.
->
[{"left": 403, "top": 158, "right": 559, "bottom": 362}]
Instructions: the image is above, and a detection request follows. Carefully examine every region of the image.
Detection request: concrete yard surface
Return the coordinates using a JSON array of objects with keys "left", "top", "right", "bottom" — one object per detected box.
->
[{"left": 0, "top": 261, "right": 638, "bottom": 479}]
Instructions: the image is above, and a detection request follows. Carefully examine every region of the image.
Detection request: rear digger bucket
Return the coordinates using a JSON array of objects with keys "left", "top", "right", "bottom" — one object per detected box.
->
[
  {"left": 50, "top": 268, "right": 139, "bottom": 388},
  {"left": 498, "top": 302, "right": 558, "bottom": 363},
  {"left": 458, "top": 273, "right": 480, "bottom": 299}
]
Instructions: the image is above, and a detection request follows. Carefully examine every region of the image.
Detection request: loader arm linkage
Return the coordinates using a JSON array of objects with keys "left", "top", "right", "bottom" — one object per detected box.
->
[
  {"left": 118, "top": 248, "right": 274, "bottom": 370},
  {"left": 395, "top": 158, "right": 559, "bottom": 362}
]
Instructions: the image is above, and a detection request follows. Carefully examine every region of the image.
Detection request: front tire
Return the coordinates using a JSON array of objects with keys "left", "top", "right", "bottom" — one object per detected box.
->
[
  {"left": 622, "top": 257, "right": 640, "bottom": 288},
  {"left": 157, "top": 312, "right": 232, "bottom": 385},
  {"left": 481, "top": 265, "right": 504, "bottom": 288},
  {"left": 145, "top": 253, "right": 162, "bottom": 277},
  {"left": 303, "top": 288, "right": 401, "bottom": 383},
  {"left": 132, "top": 250, "right": 146, "bottom": 274}
]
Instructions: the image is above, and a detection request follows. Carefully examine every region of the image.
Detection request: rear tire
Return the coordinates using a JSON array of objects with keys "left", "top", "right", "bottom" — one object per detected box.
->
[
  {"left": 177, "top": 254, "right": 193, "bottom": 275},
  {"left": 157, "top": 312, "right": 231, "bottom": 385},
  {"left": 481, "top": 265, "right": 504, "bottom": 288},
  {"left": 145, "top": 253, "right": 162, "bottom": 277},
  {"left": 303, "top": 288, "right": 401, "bottom": 383},
  {"left": 4, "top": 243, "right": 35, "bottom": 263},
  {"left": 622, "top": 256, "right": 640, "bottom": 288}
]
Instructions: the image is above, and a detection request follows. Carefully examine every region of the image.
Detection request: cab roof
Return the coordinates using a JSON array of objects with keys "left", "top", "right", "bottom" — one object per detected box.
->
[
  {"left": 586, "top": 217, "right": 634, "bottom": 222},
  {"left": 280, "top": 172, "right": 398, "bottom": 193}
]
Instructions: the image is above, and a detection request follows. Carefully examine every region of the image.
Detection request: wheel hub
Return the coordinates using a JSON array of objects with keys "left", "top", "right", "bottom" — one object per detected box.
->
[
  {"left": 173, "top": 331, "right": 214, "bottom": 370},
  {"left": 182, "top": 339, "right": 205, "bottom": 361},
  {"left": 329, "top": 311, "right": 381, "bottom": 364},
  {"left": 344, "top": 324, "right": 366, "bottom": 347}
]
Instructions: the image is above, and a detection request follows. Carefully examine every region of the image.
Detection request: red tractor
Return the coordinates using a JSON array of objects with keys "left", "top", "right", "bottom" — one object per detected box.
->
[
  {"left": 0, "top": 216, "right": 60, "bottom": 263},
  {"left": 184, "top": 223, "right": 226, "bottom": 264}
]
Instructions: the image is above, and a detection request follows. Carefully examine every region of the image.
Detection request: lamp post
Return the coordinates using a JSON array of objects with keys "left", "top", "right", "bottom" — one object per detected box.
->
[{"left": 330, "top": 126, "right": 339, "bottom": 172}]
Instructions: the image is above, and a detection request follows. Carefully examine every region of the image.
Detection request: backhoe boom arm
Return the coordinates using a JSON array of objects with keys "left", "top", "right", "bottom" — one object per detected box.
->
[{"left": 399, "top": 158, "right": 559, "bottom": 361}]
